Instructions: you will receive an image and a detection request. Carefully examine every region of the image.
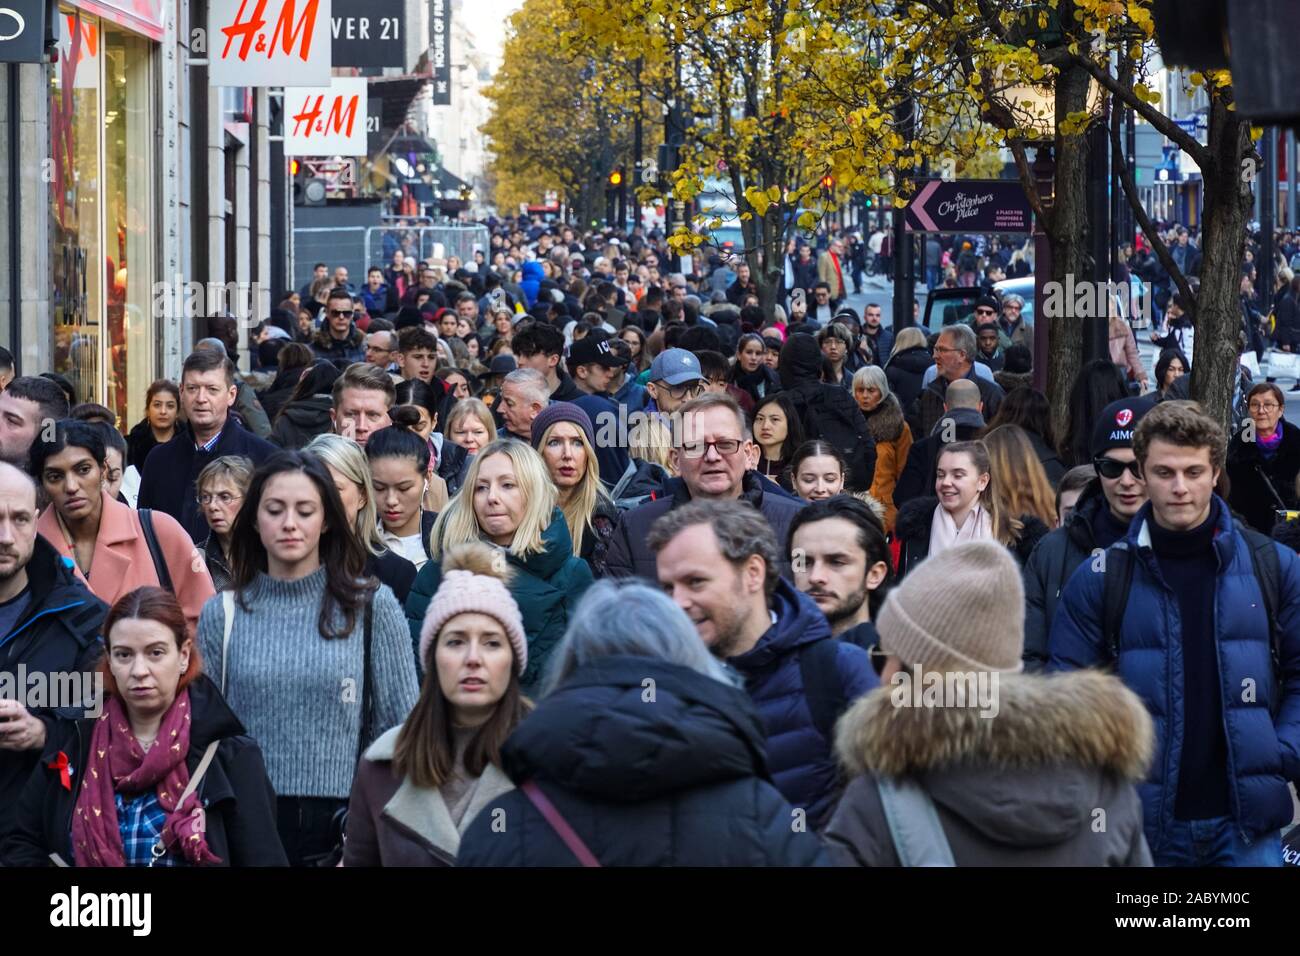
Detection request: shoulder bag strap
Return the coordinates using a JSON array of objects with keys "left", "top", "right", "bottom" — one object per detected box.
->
[
  {"left": 221, "top": 591, "right": 235, "bottom": 695},
  {"left": 521, "top": 780, "right": 601, "bottom": 867},
  {"left": 138, "top": 509, "right": 174, "bottom": 593},
  {"left": 357, "top": 595, "right": 374, "bottom": 760},
  {"left": 149, "top": 740, "right": 221, "bottom": 863},
  {"left": 875, "top": 775, "right": 956, "bottom": 867}
]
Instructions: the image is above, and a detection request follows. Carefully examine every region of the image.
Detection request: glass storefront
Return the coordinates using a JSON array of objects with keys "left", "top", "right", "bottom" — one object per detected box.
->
[{"left": 48, "top": 7, "right": 154, "bottom": 430}]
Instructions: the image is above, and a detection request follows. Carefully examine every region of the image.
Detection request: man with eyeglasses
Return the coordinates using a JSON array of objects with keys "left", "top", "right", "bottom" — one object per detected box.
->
[
  {"left": 644, "top": 349, "right": 706, "bottom": 417},
  {"left": 365, "top": 330, "right": 401, "bottom": 382},
  {"left": 311, "top": 289, "right": 367, "bottom": 369},
  {"left": 604, "top": 392, "right": 806, "bottom": 581},
  {"left": 1022, "top": 397, "right": 1152, "bottom": 670},
  {"left": 997, "top": 293, "right": 1032, "bottom": 350},
  {"left": 913, "top": 323, "right": 1004, "bottom": 437},
  {"left": 1226, "top": 383, "right": 1300, "bottom": 533},
  {"left": 138, "top": 350, "right": 276, "bottom": 543}
]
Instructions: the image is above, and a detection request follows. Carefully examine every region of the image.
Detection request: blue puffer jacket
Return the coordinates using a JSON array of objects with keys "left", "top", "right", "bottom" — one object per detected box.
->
[
  {"left": 1048, "top": 496, "right": 1300, "bottom": 852},
  {"left": 519, "top": 261, "right": 544, "bottom": 308},
  {"left": 726, "top": 579, "right": 878, "bottom": 830}
]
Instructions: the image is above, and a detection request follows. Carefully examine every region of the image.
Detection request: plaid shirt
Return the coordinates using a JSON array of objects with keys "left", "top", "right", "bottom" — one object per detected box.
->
[
  {"left": 195, "top": 427, "right": 224, "bottom": 453},
  {"left": 115, "top": 791, "right": 181, "bottom": 867}
]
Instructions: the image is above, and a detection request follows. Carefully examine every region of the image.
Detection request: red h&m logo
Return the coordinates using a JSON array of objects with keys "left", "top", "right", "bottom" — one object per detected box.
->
[
  {"left": 221, "top": 0, "right": 319, "bottom": 63},
  {"left": 291, "top": 93, "right": 359, "bottom": 138}
]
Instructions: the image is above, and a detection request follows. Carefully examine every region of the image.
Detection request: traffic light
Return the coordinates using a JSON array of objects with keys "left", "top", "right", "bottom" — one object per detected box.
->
[
  {"left": 608, "top": 169, "right": 624, "bottom": 188},
  {"left": 293, "top": 159, "right": 326, "bottom": 207}
]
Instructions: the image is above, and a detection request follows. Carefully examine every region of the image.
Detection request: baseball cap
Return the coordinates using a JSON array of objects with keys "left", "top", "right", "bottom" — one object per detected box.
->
[
  {"left": 1090, "top": 396, "right": 1157, "bottom": 458},
  {"left": 569, "top": 333, "right": 626, "bottom": 369},
  {"left": 649, "top": 348, "right": 704, "bottom": 386}
]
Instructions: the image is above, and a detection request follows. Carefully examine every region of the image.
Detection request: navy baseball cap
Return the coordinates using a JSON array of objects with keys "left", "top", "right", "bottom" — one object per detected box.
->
[{"left": 649, "top": 348, "right": 704, "bottom": 386}]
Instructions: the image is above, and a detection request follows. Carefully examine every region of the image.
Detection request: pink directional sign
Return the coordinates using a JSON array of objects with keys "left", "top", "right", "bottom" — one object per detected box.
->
[{"left": 904, "top": 179, "right": 1033, "bottom": 234}]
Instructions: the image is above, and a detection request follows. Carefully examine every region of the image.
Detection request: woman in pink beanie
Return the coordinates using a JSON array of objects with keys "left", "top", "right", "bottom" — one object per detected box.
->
[{"left": 344, "top": 541, "right": 530, "bottom": 866}]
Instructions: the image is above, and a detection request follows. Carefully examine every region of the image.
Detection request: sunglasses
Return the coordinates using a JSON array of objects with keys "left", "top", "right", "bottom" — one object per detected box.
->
[
  {"left": 328, "top": 309, "right": 355, "bottom": 318},
  {"left": 1093, "top": 456, "right": 1142, "bottom": 480}
]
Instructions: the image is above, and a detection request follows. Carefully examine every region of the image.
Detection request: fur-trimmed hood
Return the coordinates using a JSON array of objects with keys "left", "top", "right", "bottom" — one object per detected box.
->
[
  {"left": 835, "top": 670, "right": 1154, "bottom": 846},
  {"left": 865, "top": 394, "right": 906, "bottom": 444}
]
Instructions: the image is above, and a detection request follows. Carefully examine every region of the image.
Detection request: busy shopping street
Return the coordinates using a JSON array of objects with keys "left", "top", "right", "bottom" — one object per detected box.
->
[{"left": 1, "top": 0, "right": 1300, "bottom": 935}]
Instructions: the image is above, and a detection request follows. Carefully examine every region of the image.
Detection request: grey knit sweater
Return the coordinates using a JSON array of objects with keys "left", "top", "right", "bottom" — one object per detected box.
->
[{"left": 197, "top": 568, "right": 420, "bottom": 799}]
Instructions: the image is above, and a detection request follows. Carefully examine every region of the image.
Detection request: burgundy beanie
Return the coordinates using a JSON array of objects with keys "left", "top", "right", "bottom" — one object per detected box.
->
[{"left": 530, "top": 401, "right": 596, "bottom": 450}]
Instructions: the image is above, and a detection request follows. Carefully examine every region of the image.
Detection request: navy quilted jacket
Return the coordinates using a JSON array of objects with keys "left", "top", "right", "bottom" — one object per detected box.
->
[
  {"left": 456, "top": 656, "right": 827, "bottom": 866},
  {"left": 727, "top": 579, "right": 879, "bottom": 830},
  {"left": 1048, "top": 496, "right": 1300, "bottom": 852}
]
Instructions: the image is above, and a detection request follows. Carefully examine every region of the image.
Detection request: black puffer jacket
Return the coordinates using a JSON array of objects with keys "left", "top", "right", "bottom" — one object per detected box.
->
[
  {"left": 0, "top": 539, "right": 107, "bottom": 841},
  {"left": 456, "top": 656, "right": 827, "bottom": 866},
  {"left": 1, "top": 675, "right": 287, "bottom": 867},
  {"left": 270, "top": 395, "right": 334, "bottom": 450},
  {"left": 1021, "top": 481, "right": 1114, "bottom": 671},
  {"left": 779, "top": 335, "right": 876, "bottom": 491},
  {"left": 885, "top": 345, "right": 932, "bottom": 430},
  {"left": 894, "top": 496, "right": 1050, "bottom": 580}
]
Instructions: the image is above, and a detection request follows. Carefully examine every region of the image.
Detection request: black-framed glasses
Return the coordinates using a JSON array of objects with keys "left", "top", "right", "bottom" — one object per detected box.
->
[
  {"left": 679, "top": 438, "right": 744, "bottom": 459},
  {"left": 1093, "top": 456, "right": 1142, "bottom": 481}
]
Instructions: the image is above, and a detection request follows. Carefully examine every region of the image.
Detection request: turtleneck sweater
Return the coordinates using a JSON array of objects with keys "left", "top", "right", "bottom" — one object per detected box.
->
[{"left": 196, "top": 567, "right": 420, "bottom": 798}]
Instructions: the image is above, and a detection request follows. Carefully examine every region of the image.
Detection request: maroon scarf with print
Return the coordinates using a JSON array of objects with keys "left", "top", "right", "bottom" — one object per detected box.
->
[{"left": 71, "top": 690, "right": 221, "bottom": 867}]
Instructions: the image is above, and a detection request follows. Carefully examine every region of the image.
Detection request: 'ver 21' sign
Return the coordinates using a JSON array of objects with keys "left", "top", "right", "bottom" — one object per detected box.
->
[
  {"left": 285, "top": 77, "right": 368, "bottom": 156},
  {"left": 209, "top": 0, "right": 332, "bottom": 86}
]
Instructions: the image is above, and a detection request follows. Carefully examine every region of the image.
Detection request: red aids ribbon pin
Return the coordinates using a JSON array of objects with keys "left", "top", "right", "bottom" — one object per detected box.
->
[{"left": 48, "top": 751, "right": 72, "bottom": 791}]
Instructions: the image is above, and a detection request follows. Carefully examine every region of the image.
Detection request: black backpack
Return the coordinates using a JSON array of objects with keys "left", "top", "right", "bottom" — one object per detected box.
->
[
  {"left": 1101, "top": 523, "right": 1282, "bottom": 713},
  {"left": 799, "top": 638, "right": 852, "bottom": 744}
]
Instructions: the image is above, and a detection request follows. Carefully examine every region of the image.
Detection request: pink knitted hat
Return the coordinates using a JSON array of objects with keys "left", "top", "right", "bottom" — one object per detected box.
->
[{"left": 418, "top": 543, "right": 528, "bottom": 675}]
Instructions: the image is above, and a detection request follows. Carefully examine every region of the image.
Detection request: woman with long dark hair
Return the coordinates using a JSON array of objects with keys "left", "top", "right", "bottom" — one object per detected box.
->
[
  {"left": 729, "top": 333, "right": 781, "bottom": 406},
  {"left": 367, "top": 418, "right": 439, "bottom": 569},
  {"left": 395, "top": 378, "right": 468, "bottom": 496},
  {"left": 345, "top": 542, "right": 529, "bottom": 866},
  {"left": 271, "top": 360, "right": 342, "bottom": 450},
  {"left": 126, "top": 379, "right": 180, "bottom": 470},
  {"left": 752, "top": 392, "right": 805, "bottom": 490},
  {"left": 257, "top": 342, "right": 314, "bottom": 422},
  {"left": 2, "top": 587, "right": 286, "bottom": 867},
  {"left": 1148, "top": 348, "right": 1189, "bottom": 401},
  {"left": 1059, "top": 360, "right": 1130, "bottom": 467},
  {"left": 983, "top": 386, "right": 1067, "bottom": 487},
  {"left": 196, "top": 451, "right": 419, "bottom": 866}
]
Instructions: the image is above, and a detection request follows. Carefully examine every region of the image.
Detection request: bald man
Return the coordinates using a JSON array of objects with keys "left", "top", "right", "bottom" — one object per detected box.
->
[
  {"left": 893, "top": 377, "right": 987, "bottom": 508},
  {"left": 0, "top": 462, "right": 107, "bottom": 841}
]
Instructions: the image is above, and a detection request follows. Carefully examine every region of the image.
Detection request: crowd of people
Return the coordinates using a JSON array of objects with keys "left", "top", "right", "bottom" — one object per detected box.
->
[{"left": 0, "top": 213, "right": 1297, "bottom": 869}]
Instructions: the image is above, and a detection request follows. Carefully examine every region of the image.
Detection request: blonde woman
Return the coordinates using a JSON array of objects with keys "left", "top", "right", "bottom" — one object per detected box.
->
[
  {"left": 629, "top": 413, "right": 677, "bottom": 476},
  {"left": 528, "top": 405, "right": 617, "bottom": 576},
  {"left": 305, "top": 433, "right": 419, "bottom": 604},
  {"left": 893, "top": 438, "right": 1050, "bottom": 580},
  {"left": 885, "top": 326, "right": 933, "bottom": 416},
  {"left": 982, "top": 424, "right": 1058, "bottom": 533},
  {"left": 403, "top": 438, "right": 593, "bottom": 696},
  {"left": 445, "top": 397, "right": 497, "bottom": 455}
]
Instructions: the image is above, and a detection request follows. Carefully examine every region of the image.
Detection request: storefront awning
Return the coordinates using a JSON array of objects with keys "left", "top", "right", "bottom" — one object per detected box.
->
[
  {"left": 70, "top": 0, "right": 165, "bottom": 40},
  {"left": 367, "top": 74, "right": 430, "bottom": 130}
]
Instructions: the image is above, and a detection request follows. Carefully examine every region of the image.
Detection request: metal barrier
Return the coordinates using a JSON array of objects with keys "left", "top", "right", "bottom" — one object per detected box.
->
[
  {"left": 292, "top": 224, "right": 492, "bottom": 300},
  {"left": 292, "top": 227, "right": 370, "bottom": 294}
]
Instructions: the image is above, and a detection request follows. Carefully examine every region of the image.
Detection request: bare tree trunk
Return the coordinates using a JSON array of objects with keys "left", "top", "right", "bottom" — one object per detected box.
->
[
  {"left": 1046, "top": 63, "right": 1092, "bottom": 445},
  {"left": 1189, "top": 96, "right": 1253, "bottom": 428}
]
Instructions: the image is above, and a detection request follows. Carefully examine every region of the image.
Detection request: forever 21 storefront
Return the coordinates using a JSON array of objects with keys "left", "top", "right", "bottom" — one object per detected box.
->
[{"left": 48, "top": 0, "right": 160, "bottom": 430}]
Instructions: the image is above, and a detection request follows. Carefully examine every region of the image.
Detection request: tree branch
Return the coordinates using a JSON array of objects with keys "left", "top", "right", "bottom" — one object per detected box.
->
[
  {"left": 1070, "top": 53, "right": 1211, "bottom": 170},
  {"left": 1106, "top": 90, "right": 1196, "bottom": 320}
]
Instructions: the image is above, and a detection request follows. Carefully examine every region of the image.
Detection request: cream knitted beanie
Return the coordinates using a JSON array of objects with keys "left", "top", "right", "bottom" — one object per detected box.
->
[{"left": 877, "top": 540, "right": 1025, "bottom": 673}]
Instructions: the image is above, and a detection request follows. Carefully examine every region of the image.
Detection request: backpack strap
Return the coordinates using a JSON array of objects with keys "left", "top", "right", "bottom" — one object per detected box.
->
[
  {"left": 799, "top": 638, "right": 850, "bottom": 745},
  {"left": 608, "top": 459, "right": 639, "bottom": 502},
  {"left": 521, "top": 780, "right": 601, "bottom": 867},
  {"left": 875, "top": 776, "right": 956, "bottom": 867},
  {"left": 1101, "top": 542, "right": 1135, "bottom": 666},
  {"left": 137, "top": 509, "right": 174, "bottom": 594},
  {"left": 1239, "top": 525, "right": 1283, "bottom": 713}
]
